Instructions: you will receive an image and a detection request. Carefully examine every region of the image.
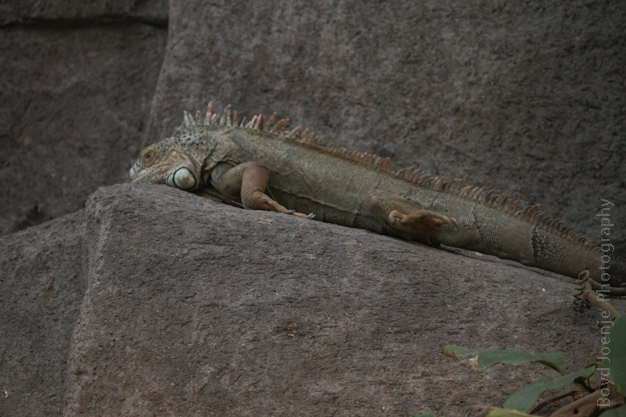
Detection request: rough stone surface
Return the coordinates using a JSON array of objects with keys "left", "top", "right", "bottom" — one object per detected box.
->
[
  {"left": 0, "top": 211, "right": 86, "bottom": 417},
  {"left": 57, "top": 184, "right": 619, "bottom": 416},
  {"left": 146, "top": 0, "right": 625, "bottom": 257},
  {"left": 0, "top": 3, "right": 167, "bottom": 238}
]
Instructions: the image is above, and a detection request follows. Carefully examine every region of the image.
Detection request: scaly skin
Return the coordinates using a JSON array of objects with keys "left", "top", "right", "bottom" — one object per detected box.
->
[{"left": 131, "top": 103, "right": 624, "bottom": 290}]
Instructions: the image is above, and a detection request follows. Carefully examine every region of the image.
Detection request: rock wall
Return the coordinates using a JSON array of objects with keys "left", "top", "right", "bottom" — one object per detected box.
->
[
  {"left": 147, "top": 0, "right": 625, "bottom": 257},
  {"left": 2, "top": 0, "right": 623, "bottom": 251},
  {"left": 0, "top": 0, "right": 168, "bottom": 236}
]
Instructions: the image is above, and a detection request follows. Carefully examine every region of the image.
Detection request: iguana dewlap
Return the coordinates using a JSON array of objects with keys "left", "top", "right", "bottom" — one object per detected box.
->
[{"left": 130, "top": 103, "right": 623, "bottom": 290}]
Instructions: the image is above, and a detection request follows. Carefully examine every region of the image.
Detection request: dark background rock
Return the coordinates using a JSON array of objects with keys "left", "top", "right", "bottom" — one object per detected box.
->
[
  {"left": 147, "top": 0, "right": 625, "bottom": 257},
  {"left": 61, "top": 184, "right": 623, "bottom": 416},
  {"left": 0, "top": 211, "right": 86, "bottom": 416},
  {"left": 0, "top": 0, "right": 168, "bottom": 26},
  {"left": 0, "top": 0, "right": 167, "bottom": 237}
]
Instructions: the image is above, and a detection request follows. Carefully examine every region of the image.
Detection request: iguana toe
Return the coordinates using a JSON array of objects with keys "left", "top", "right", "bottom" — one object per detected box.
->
[{"left": 291, "top": 211, "right": 315, "bottom": 219}]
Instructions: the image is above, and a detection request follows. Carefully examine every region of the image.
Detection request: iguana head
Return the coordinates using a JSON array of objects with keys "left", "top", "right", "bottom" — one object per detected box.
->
[
  {"left": 130, "top": 141, "right": 202, "bottom": 191},
  {"left": 130, "top": 103, "right": 276, "bottom": 191},
  {"left": 130, "top": 119, "right": 210, "bottom": 191}
]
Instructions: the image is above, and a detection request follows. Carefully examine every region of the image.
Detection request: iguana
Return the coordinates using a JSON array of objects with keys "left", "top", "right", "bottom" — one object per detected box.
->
[{"left": 130, "top": 102, "right": 624, "bottom": 292}]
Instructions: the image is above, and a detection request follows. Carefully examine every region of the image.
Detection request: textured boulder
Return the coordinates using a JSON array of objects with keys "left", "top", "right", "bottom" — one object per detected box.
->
[
  {"left": 147, "top": 0, "right": 626, "bottom": 257},
  {"left": 58, "top": 184, "right": 619, "bottom": 416},
  {"left": 0, "top": 211, "right": 86, "bottom": 416},
  {"left": 2, "top": 184, "right": 624, "bottom": 416}
]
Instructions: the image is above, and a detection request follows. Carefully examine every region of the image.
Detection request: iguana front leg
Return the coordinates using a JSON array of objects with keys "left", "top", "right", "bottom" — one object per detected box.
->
[
  {"left": 210, "top": 161, "right": 311, "bottom": 218},
  {"left": 365, "top": 189, "right": 456, "bottom": 242}
]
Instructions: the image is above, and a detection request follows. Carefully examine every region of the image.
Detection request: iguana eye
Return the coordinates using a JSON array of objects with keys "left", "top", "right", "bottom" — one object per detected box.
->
[
  {"left": 141, "top": 148, "right": 157, "bottom": 166},
  {"left": 167, "top": 167, "right": 197, "bottom": 190}
]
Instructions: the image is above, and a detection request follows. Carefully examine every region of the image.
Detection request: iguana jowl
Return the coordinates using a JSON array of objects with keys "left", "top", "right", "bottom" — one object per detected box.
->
[{"left": 130, "top": 102, "right": 623, "bottom": 290}]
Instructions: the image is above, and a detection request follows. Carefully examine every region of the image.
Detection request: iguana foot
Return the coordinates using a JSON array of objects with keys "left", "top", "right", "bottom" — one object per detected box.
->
[
  {"left": 365, "top": 189, "right": 457, "bottom": 241},
  {"left": 211, "top": 161, "right": 313, "bottom": 219},
  {"left": 388, "top": 209, "right": 456, "bottom": 237}
]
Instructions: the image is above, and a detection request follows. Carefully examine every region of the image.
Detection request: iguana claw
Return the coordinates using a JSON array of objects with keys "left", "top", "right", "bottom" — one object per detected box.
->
[{"left": 285, "top": 209, "right": 315, "bottom": 219}]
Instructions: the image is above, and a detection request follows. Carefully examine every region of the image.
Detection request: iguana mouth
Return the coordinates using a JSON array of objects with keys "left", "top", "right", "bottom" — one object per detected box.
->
[
  {"left": 129, "top": 165, "right": 140, "bottom": 180},
  {"left": 130, "top": 164, "right": 171, "bottom": 184}
]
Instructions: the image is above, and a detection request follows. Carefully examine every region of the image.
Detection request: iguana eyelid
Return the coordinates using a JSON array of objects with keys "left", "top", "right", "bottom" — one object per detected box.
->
[{"left": 142, "top": 148, "right": 157, "bottom": 166}]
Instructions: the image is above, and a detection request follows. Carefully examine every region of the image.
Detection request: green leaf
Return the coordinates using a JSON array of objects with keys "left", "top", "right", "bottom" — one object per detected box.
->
[
  {"left": 474, "top": 406, "right": 535, "bottom": 416},
  {"left": 601, "top": 405, "right": 626, "bottom": 417},
  {"left": 602, "top": 315, "right": 626, "bottom": 397},
  {"left": 503, "top": 366, "right": 595, "bottom": 412},
  {"left": 444, "top": 345, "right": 569, "bottom": 374}
]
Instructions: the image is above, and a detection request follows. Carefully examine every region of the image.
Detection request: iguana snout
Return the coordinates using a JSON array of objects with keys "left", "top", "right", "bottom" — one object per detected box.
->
[{"left": 130, "top": 144, "right": 201, "bottom": 191}]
